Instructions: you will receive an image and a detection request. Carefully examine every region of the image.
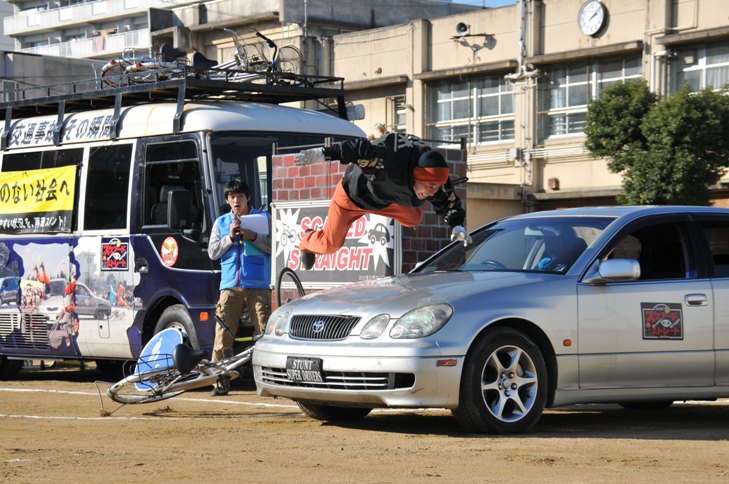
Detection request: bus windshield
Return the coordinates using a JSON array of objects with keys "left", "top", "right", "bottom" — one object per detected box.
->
[{"left": 210, "top": 132, "right": 350, "bottom": 212}]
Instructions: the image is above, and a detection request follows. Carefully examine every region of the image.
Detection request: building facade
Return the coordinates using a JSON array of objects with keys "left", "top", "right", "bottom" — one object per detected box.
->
[
  {"left": 333, "top": 0, "right": 729, "bottom": 228},
  {"left": 3, "top": 0, "right": 200, "bottom": 59},
  {"left": 4, "top": 0, "right": 728, "bottom": 229},
  {"left": 2, "top": 0, "right": 479, "bottom": 60}
]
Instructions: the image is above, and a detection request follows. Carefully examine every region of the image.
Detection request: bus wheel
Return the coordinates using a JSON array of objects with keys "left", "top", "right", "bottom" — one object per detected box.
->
[
  {"left": 153, "top": 304, "right": 199, "bottom": 349},
  {"left": 0, "top": 355, "right": 23, "bottom": 380}
]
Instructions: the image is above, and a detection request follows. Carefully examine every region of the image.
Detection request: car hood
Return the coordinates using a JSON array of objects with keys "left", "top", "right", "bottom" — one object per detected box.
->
[
  {"left": 287, "top": 271, "right": 561, "bottom": 317},
  {"left": 38, "top": 295, "right": 64, "bottom": 312}
]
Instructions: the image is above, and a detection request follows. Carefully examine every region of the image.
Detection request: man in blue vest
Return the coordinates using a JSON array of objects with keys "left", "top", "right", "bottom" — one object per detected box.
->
[{"left": 207, "top": 180, "right": 271, "bottom": 395}]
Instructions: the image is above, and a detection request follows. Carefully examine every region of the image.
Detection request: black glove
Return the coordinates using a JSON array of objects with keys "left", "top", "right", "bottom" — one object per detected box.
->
[
  {"left": 322, "top": 146, "right": 338, "bottom": 160},
  {"left": 444, "top": 208, "right": 465, "bottom": 228}
]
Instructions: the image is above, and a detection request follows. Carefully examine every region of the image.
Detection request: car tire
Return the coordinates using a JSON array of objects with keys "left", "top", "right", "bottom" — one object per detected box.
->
[
  {"left": 153, "top": 304, "right": 199, "bottom": 349},
  {"left": 296, "top": 401, "right": 372, "bottom": 421},
  {"left": 380, "top": 236, "right": 387, "bottom": 245},
  {"left": 453, "top": 328, "right": 548, "bottom": 434},
  {"left": 619, "top": 401, "right": 674, "bottom": 410},
  {"left": 369, "top": 235, "right": 376, "bottom": 244},
  {"left": 0, "top": 355, "right": 23, "bottom": 380},
  {"left": 95, "top": 307, "right": 108, "bottom": 320}
]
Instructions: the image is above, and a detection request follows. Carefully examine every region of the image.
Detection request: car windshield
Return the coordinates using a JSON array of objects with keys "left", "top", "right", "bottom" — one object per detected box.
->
[
  {"left": 415, "top": 216, "right": 614, "bottom": 274},
  {"left": 49, "top": 279, "right": 66, "bottom": 296}
]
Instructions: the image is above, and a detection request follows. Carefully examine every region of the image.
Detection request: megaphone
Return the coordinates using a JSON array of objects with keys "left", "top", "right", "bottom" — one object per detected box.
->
[{"left": 455, "top": 22, "right": 470, "bottom": 37}]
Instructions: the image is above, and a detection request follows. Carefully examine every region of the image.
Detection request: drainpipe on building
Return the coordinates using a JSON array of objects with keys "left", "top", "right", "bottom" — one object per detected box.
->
[
  {"left": 645, "top": 0, "right": 697, "bottom": 95},
  {"left": 302, "top": 0, "right": 309, "bottom": 76},
  {"left": 504, "top": 0, "right": 539, "bottom": 210}
]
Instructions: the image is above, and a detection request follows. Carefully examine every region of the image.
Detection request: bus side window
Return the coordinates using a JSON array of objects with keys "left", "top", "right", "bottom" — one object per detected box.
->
[
  {"left": 2, "top": 148, "right": 82, "bottom": 172},
  {"left": 84, "top": 144, "right": 133, "bottom": 231},
  {"left": 142, "top": 140, "right": 204, "bottom": 232}
]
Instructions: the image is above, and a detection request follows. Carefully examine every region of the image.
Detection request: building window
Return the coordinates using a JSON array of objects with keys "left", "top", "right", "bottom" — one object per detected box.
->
[
  {"left": 426, "top": 74, "right": 515, "bottom": 146},
  {"left": 388, "top": 96, "right": 407, "bottom": 133},
  {"left": 538, "top": 56, "right": 641, "bottom": 140},
  {"left": 670, "top": 42, "right": 729, "bottom": 93}
]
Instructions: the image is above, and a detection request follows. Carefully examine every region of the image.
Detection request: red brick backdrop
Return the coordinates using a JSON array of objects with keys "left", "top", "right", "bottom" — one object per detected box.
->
[{"left": 272, "top": 148, "right": 467, "bottom": 273}]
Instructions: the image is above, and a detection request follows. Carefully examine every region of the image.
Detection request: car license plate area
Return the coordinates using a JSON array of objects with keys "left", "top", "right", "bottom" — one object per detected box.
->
[{"left": 286, "top": 356, "right": 324, "bottom": 383}]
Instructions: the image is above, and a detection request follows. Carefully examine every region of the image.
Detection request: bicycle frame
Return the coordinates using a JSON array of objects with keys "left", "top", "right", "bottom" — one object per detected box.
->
[{"left": 101, "top": 47, "right": 188, "bottom": 86}]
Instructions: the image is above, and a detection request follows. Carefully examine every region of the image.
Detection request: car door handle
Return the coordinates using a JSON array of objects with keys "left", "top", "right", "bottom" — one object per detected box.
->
[{"left": 684, "top": 294, "right": 707, "bottom": 306}]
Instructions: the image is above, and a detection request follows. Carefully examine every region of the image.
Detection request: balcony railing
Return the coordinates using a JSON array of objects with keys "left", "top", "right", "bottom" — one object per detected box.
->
[
  {"left": 20, "top": 29, "right": 151, "bottom": 59},
  {"left": 4, "top": 0, "right": 199, "bottom": 36}
]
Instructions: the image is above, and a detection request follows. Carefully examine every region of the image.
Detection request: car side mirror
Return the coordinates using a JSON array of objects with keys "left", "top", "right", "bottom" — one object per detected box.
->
[{"left": 582, "top": 258, "right": 641, "bottom": 284}]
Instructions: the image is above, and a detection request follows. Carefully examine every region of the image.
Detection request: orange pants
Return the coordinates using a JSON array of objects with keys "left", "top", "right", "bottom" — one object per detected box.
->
[{"left": 299, "top": 182, "right": 423, "bottom": 255}]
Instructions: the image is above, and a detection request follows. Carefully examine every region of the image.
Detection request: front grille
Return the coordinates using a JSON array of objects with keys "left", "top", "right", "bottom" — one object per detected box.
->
[
  {"left": 0, "top": 311, "right": 22, "bottom": 337},
  {"left": 260, "top": 366, "right": 415, "bottom": 390},
  {"left": 289, "top": 315, "right": 360, "bottom": 340},
  {"left": 0, "top": 310, "right": 50, "bottom": 349}
]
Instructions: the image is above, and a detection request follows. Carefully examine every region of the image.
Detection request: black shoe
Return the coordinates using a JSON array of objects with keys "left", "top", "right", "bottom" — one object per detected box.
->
[
  {"left": 301, "top": 251, "right": 315, "bottom": 270},
  {"left": 210, "top": 376, "right": 231, "bottom": 396},
  {"left": 210, "top": 386, "right": 229, "bottom": 396}
]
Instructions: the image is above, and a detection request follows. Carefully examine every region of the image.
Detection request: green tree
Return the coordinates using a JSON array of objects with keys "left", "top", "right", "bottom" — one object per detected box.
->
[{"left": 584, "top": 79, "right": 729, "bottom": 205}]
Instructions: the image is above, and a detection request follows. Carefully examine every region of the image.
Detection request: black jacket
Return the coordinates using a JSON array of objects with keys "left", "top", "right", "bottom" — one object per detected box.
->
[{"left": 323, "top": 133, "right": 465, "bottom": 228}]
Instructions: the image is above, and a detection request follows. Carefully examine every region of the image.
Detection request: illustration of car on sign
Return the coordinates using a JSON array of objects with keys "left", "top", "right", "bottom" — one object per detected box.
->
[
  {"left": 40, "top": 279, "right": 112, "bottom": 320},
  {"left": 367, "top": 223, "right": 390, "bottom": 245},
  {"left": 253, "top": 206, "right": 729, "bottom": 434}
]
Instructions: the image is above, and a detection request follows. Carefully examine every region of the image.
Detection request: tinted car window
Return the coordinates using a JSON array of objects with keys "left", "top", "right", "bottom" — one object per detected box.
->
[
  {"left": 699, "top": 221, "right": 729, "bottom": 277},
  {"left": 606, "top": 222, "right": 690, "bottom": 280},
  {"left": 49, "top": 279, "right": 66, "bottom": 296}
]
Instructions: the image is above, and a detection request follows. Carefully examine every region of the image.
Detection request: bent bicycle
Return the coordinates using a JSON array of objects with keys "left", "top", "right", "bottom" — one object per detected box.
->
[
  {"left": 106, "top": 323, "right": 254, "bottom": 405},
  {"left": 106, "top": 268, "right": 305, "bottom": 406}
]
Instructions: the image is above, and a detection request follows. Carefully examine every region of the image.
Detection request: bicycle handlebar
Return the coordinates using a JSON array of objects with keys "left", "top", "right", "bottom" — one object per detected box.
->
[{"left": 255, "top": 31, "right": 277, "bottom": 49}]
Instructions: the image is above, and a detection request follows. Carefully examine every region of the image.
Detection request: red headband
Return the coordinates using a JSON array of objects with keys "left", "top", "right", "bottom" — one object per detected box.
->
[{"left": 413, "top": 166, "right": 449, "bottom": 185}]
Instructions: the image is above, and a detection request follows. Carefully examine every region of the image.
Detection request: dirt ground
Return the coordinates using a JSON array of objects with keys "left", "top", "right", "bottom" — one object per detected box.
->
[{"left": 1, "top": 363, "right": 729, "bottom": 484}]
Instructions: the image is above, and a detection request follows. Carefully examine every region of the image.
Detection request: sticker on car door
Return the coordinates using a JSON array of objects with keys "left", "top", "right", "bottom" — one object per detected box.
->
[{"left": 641, "top": 302, "right": 683, "bottom": 340}]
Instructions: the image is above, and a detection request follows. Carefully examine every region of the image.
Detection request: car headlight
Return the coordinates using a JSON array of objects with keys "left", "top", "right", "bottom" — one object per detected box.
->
[
  {"left": 265, "top": 307, "right": 290, "bottom": 336},
  {"left": 389, "top": 304, "right": 453, "bottom": 339},
  {"left": 360, "top": 313, "right": 390, "bottom": 339}
]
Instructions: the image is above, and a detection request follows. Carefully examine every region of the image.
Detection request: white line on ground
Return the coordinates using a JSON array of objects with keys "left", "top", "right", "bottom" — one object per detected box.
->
[{"left": 0, "top": 387, "right": 298, "bottom": 409}]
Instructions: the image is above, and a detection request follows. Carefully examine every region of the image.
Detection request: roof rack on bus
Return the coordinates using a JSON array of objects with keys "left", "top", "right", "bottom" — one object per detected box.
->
[{"left": 0, "top": 71, "right": 348, "bottom": 149}]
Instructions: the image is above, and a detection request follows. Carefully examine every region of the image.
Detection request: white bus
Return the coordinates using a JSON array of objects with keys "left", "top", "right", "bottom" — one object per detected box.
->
[{"left": 0, "top": 77, "right": 364, "bottom": 378}]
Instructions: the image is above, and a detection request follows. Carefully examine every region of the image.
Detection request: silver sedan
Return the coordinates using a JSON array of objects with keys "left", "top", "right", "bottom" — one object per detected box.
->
[{"left": 253, "top": 206, "right": 729, "bottom": 433}]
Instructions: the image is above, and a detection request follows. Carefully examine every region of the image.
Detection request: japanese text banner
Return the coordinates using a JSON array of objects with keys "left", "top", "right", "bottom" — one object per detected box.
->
[{"left": 0, "top": 165, "right": 76, "bottom": 233}]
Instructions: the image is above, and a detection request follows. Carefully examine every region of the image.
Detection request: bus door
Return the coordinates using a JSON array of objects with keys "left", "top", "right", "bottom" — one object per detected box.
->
[
  {"left": 133, "top": 136, "right": 216, "bottom": 350},
  {"left": 73, "top": 143, "right": 137, "bottom": 359}
]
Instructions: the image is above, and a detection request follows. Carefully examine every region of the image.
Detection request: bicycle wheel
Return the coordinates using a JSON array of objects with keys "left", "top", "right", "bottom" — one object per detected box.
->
[
  {"left": 100, "top": 60, "right": 128, "bottom": 87},
  {"left": 276, "top": 267, "right": 305, "bottom": 307},
  {"left": 275, "top": 45, "right": 303, "bottom": 75},
  {"left": 128, "top": 68, "right": 164, "bottom": 84},
  {"left": 107, "top": 369, "right": 187, "bottom": 404},
  {"left": 243, "top": 42, "right": 269, "bottom": 72}
]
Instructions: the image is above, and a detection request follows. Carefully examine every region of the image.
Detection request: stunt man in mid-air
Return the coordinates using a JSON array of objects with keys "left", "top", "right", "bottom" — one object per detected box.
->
[{"left": 294, "top": 132, "right": 471, "bottom": 270}]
